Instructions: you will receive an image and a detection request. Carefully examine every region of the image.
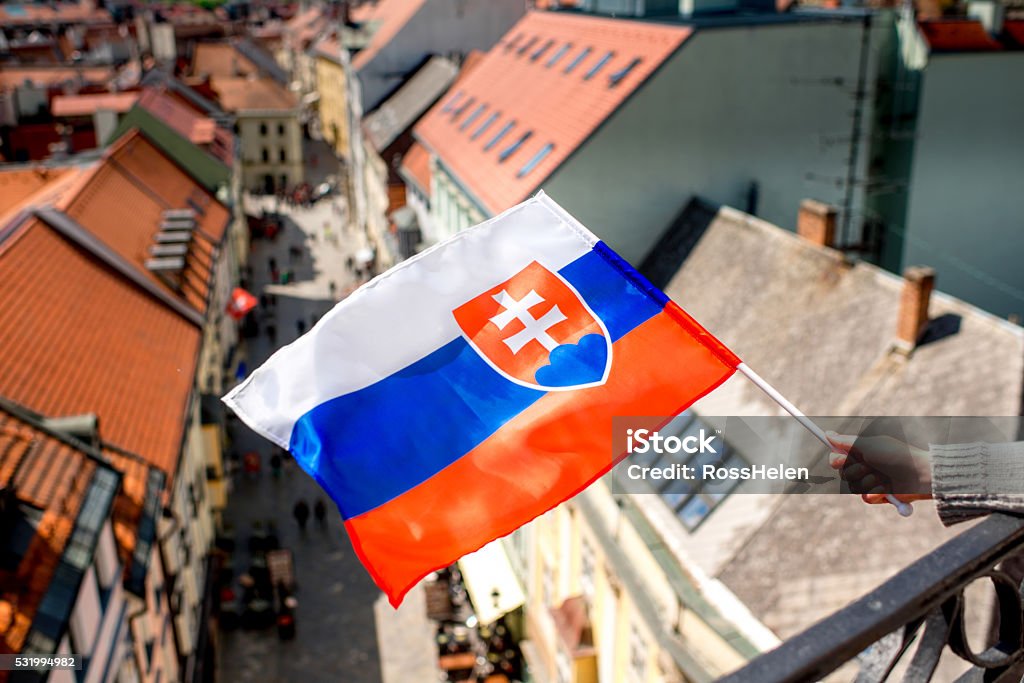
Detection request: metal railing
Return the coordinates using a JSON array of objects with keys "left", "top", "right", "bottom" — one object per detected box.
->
[{"left": 718, "top": 513, "right": 1024, "bottom": 683}]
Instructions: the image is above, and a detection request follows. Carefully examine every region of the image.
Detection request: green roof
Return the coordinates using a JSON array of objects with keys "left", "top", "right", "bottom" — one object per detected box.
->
[{"left": 107, "top": 106, "right": 231, "bottom": 193}]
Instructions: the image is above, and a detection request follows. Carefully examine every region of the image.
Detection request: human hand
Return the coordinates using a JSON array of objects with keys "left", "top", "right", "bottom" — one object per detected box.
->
[{"left": 826, "top": 431, "right": 933, "bottom": 505}]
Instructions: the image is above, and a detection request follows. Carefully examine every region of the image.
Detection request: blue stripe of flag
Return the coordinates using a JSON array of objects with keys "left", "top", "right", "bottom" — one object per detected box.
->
[{"left": 289, "top": 246, "right": 664, "bottom": 519}]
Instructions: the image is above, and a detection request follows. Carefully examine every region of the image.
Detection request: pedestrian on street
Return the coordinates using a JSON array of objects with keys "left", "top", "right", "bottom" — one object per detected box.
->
[
  {"left": 268, "top": 257, "right": 277, "bottom": 273},
  {"left": 314, "top": 498, "right": 327, "bottom": 529},
  {"left": 270, "top": 452, "right": 282, "bottom": 478},
  {"left": 296, "top": 319, "right": 305, "bottom": 336},
  {"left": 259, "top": 293, "right": 269, "bottom": 309},
  {"left": 271, "top": 267, "right": 280, "bottom": 284},
  {"left": 328, "top": 280, "right": 337, "bottom": 299},
  {"left": 266, "top": 322, "right": 277, "bottom": 344},
  {"left": 293, "top": 499, "right": 310, "bottom": 533},
  {"left": 345, "top": 256, "right": 355, "bottom": 273}
]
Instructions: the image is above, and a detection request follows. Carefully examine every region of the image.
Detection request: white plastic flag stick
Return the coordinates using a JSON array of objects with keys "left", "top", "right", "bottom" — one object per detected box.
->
[{"left": 736, "top": 363, "right": 914, "bottom": 517}]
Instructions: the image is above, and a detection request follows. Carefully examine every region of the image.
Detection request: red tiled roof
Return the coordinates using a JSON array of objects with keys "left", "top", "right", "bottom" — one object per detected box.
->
[
  {"left": 415, "top": 11, "right": 690, "bottom": 214},
  {"left": 210, "top": 76, "right": 298, "bottom": 111},
  {"left": 191, "top": 41, "right": 260, "bottom": 78},
  {"left": 918, "top": 19, "right": 1002, "bottom": 51},
  {"left": 51, "top": 91, "right": 139, "bottom": 117},
  {"left": 350, "top": 0, "right": 427, "bottom": 71},
  {"left": 0, "top": 215, "right": 200, "bottom": 494},
  {"left": 0, "top": 407, "right": 98, "bottom": 654},
  {"left": 0, "top": 65, "right": 112, "bottom": 90},
  {"left": 0, "top": 2, "right": 110, "bottom": 27},
  {"left": 1004, "top": 20, "right": 1024, "bottom": 48},
  {"left": 136, "top": 87, "right": 234, "bottom": 165},
  {"left": 400, "top": 141, "right": 431, "bottom": 193},
  {"left": 0, "top": 167, "right": 72, "bottom": 216},
  {"left": 60, "top": 130, "right": 229, "bottom": 315}
]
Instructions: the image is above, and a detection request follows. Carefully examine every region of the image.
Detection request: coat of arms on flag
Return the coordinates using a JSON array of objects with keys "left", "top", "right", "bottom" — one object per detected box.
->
[
  {"left": 453, "top": 261, "right": 611, "bottom": 391},
  {"left": 223, "top": 191, "right": 741, "bottom": 605}
]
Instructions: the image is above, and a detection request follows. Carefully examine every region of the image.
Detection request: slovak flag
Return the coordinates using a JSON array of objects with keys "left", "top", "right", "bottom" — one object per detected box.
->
[{"left": 223, "top": 192, "right": 740, "bottom": 605}]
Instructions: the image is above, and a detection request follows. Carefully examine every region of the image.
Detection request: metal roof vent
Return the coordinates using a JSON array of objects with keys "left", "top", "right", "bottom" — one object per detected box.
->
[{"left": 147, "top": 209, "right": 195, "bottom": 290}]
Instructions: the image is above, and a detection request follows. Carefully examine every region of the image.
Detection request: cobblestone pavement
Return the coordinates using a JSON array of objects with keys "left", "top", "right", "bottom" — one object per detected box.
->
[{"left": 216, "top": 181, "right": 384, "bottom": 683}]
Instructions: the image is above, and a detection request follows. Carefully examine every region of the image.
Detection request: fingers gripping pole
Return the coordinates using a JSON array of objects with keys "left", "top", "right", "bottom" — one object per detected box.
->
[{"left": 735, "top": 363, "right": 913, "bottom": 517}]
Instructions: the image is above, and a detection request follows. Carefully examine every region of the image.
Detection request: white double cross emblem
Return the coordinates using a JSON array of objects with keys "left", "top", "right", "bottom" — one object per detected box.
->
[{"left": 490, "top": 289, "right": 567, "bottom": 355}]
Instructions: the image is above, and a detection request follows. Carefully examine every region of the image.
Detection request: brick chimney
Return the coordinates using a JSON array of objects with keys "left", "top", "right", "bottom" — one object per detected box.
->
[
  {"left": 797, "top": 199, "right": 838, "bottom": 248},
  {"left": 896, "top": 266, "right": 935, "bottom": 351}
]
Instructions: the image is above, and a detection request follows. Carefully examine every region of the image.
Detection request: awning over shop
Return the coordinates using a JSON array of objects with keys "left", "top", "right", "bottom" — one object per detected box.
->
[{"left": 457, "top": 540, "right": 526, "bottom": 626}]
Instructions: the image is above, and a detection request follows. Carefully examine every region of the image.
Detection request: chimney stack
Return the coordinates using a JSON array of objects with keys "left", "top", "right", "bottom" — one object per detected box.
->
[
  {"left": 797, "top": 199, "right": 837, "bottom": 248},
  {"left": 896, "top": 266, "right": 935, "bottom": 351}
]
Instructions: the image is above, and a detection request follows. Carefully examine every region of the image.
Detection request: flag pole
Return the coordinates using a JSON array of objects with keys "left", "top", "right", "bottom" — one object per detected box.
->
[{"left": 735, "top": 362, "right": 914, "bottom": 517}]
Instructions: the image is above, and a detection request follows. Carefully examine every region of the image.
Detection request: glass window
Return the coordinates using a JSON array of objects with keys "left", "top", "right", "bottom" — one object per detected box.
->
[
  {"left": 609, "top": 57, "right": 642, "bottom": 86},
  {"left": 259, "top": 123, "right": 267, "bottom": 136},
  {"left": 441, "top": 91, "right": 463, "bottom": 113},
  {"left": 546, "top": 42, "right": 572, "bottom": 68},
  {"left": 484, "top": 121, "right": 515, "bottom": 151},
  {"left": 584, "top": 51, "right": 615, "bottom": 80},
  {"left": 459, "top": 103, "right": 487, "bottom": 131},
  {"left": 504, "top": 32, "right": 524, "bottom": 52},
  {"left": 516, "top": 143, "right": 554, "bottom": 177},
  {"left": 564, "top": 46, "right": 592, "bottom": 74},
  {"left": 471, "top": 111, "right": 500, "bottom": 140},
  {"left": 277, "top": 123, "right": 285, "bottom": 136},
  {"left": 531, "top": 39, "right": 555, "bottom": 62},
  {"left": 279, "top": 149, "right": 286, "bottom": 163},
  {"left": 498, "top": 131, "right": 532, "bottom": 162},
  {"left": 452, "top": 96, "right": 476, "bottom": 121},
  {"left": 517, "top": 36, "right": 539, "bottom": 56},
  {"left": 261, "top": 148, "right": 269, "bottom": 163},
  {"left": 678, "top": 496, "right": 711, "bottom": 530},
  {"left": 629, "top": 624, "right": 647, "bottom": 681}
]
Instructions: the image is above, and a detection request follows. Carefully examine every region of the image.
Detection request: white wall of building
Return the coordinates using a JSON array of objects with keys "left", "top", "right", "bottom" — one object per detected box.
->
[{"left": 238, "top": 113, "right": 304, "bottom": 192}]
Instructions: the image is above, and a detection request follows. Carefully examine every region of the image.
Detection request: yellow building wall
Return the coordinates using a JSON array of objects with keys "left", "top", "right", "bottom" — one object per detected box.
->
[{"left": 316, "top": 56, "right": 350, "bottom": 160}]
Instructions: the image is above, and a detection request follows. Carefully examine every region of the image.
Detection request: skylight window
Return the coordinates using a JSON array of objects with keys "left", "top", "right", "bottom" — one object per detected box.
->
[
  {"left": 584, "top": 51, "right": 615, "bottom": 80},
  {"left": 531, "top": 39, "right": 555, "bottom": 62},
  {"left": 517, "top": 36, "right": 539, "bottom": 56},
  {"left": 452, "top": 96, "right": 476, "bottom": 121},
  {"left": 546, "top": 42, "right": 572, "bottom": 68},
  {"left": 472, "top": 112, "right": 500, "bottom": 140},
  {"left": 441, "top": 91, "right": 463, "bottom": 113},
  {"left": 459, "top": 103, "right": 487, "bottom": 131},
  {"left": 504, "top": 33, "right": 524, "bottom": 52},
  {"left": 516, "top": 143, "right": 553, "bottom": 177},
  {"left": 609, "top": 57, "right": 642, "bottom": 86},
  {"left": 499, "top": 131, "right": 533, "bottom": 163},
  {"left": 485, "top": 121, "right": 515, "bottom": 151},
  {"left": 564, "top": 47, "right": 592, "bottom": 75}
]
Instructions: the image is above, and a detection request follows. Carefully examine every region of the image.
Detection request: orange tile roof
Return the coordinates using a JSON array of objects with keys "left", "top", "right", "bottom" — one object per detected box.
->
[
  {"left": 0, "top": 407, "right": 99, "bottom": 654},
  {"left": 0, "top": 165, "right": 93, "bottom": 233},
  {"left": 209, "top": 76, "right": 298, "bottom": 111},
  {"left": 0, "top": 2, "right": 110, "bottom": 27},
  {"left": 918, "top": 19, "right": 1002, "bottom": 51},
  {"left": 0, "top": 65, "right": 113, "bottom": 90},
  {"left": 191, "top": 41, "right": 261, "bottom": 78},
  {"left": 350, "top": 0, "right": 427, "bottom": 71},
  {"left": 0, "top": 215, "right": 201, "bottom": 486},
  {"left": 59, "top": 130, "right": 229, "bottom": 316},
  {"left": 136, "top": 86, "right": 234, "bottom": 164},
  {"left": 400, "top": 141, "right": 431, "bottom": 193},
  {"left": 0, "top": 167, "right": 71, "bottom": 216},
  {"left": 51, "top": 91, "right": 139, "bottom": 117},
  {"left": 415, "top": 12, "right": 690, "bottom": 214}
]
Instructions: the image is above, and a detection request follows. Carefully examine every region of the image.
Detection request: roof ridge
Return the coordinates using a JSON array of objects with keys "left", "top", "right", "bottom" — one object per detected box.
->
[
  {"left": 31, "top": 207, "right": 203, "bottom": 327},
  {"left": 0, "top": 395, "right": 120, "bottom": 475}
]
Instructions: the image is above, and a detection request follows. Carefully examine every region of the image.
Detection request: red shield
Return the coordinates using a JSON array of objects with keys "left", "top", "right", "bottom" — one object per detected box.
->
[{"left": 452, "top": 261, "right": 611, "bottom": 391}]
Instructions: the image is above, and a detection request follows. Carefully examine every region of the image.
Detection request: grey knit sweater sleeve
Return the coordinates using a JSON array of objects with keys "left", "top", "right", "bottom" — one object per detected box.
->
[{"left": 931, "top": 442, "right": 1024, "bottom": 526}]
